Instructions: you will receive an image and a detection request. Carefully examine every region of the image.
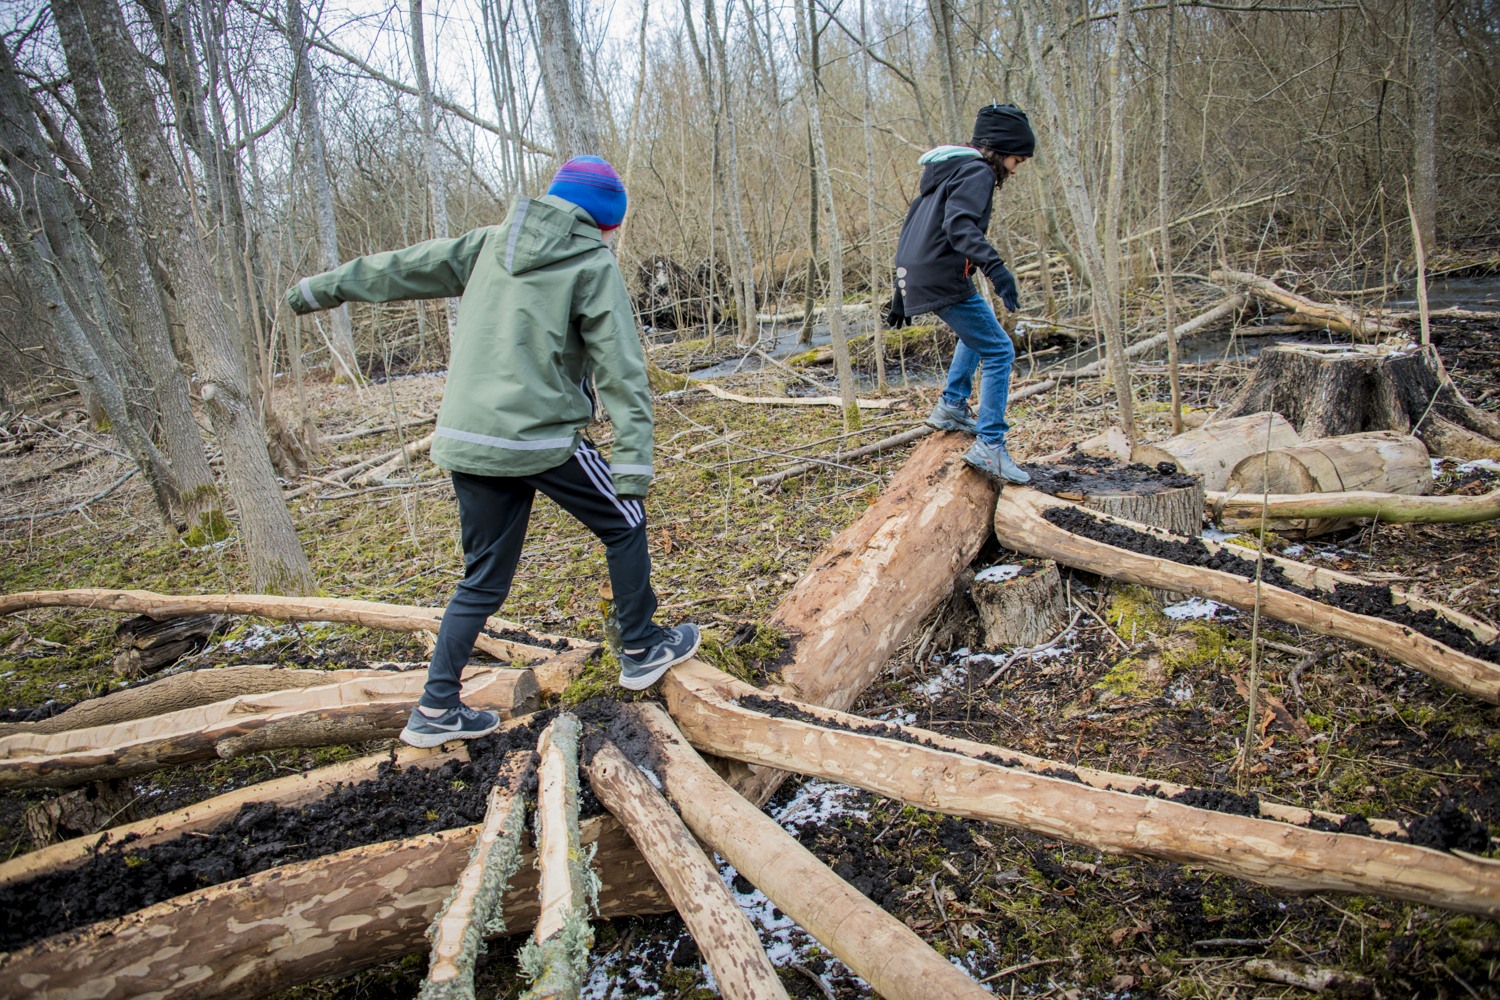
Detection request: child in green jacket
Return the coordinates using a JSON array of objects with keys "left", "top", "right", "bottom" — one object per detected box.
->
[{"left": 286, "top": 156, "right": 699, "bottom": 747}]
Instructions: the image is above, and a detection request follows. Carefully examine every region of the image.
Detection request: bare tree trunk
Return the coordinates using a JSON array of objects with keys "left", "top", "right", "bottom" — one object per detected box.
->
[
  {"left": 1101, "top": 0, "right": 1138, "bottom": 445},
  {"left": 288, "top": 0, "right": 361, "bottom": 381},
  {"left": 534, "top": 0, "right": 603, "bottom": 157},
  {"left": 408, "top": 0, "right": 459, "bottom": 335},
  {"left": 801, "top": 0, "right": 859, "bottom": 429},
  {"left": 1411, "top": 0, "right": 1437, "bottom": 248},
  {"left": 703, "top": 0, "right": 760, "bottom": 346},
  {"left": 75, "top": 0, "right": 315, "bottom": 593},
  {"left": 861, "top": 0, "right": 886, "bottom": 389},
  {"left": 1017, "top": 0, "right": 1136, "bottom": 442},
  {"left": 1157, "top": 0, "right": 1182, "bottom": 433},
  {"left": 926, "top": 0, "right": 963, "bottom": 139},
  {"left": 798, "top": 125, "right": 820, "bottom": 347}
]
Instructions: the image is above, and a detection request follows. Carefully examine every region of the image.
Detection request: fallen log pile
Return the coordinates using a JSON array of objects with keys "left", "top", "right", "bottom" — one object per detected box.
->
[{"left": 2, "top": 436, "right": 1497, "bottom": 998}]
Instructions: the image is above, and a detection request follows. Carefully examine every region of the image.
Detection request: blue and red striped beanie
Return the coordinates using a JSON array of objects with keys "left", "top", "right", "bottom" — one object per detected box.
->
[{"left": 547, "top": 156, "right": 627, "bottom": 229}]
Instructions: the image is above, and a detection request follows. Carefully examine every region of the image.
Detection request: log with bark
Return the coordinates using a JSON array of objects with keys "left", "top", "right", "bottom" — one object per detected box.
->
[
  {"left": 111, "top": 613, "right": 226, "bottom": 679},
  {"left": 419, "top": 750, "right": 533, "bottom": 1000},
  {"left": 1206, "top": 486, "right": 1500, "bottom": 529},
  {"left": 661, "top": 662, "right": 1500, "bottom": 916},
  {"left": 630, "top": 703, "right": 996, "bottom": 1000},
  {"left": 519, "top": 713, "right": 594, "bottom": 1000},
  {"left": 990, "top": 488, "right": 1500, "bottom": 702},
  {"left": 0, "top": 588, "right": 587, "bottom": 662},
  {"left": 585, "top": 741, "right": 789, "bottom": 1000},
  {"left": 1132, "top": 412, "right": 1302, "bottom": 491},
  {"left": 0, "top": 666, "right": 538, "bottom": 790},
  {"left": 1220, "top": 343, "right": 1500, "bottom": 460}
]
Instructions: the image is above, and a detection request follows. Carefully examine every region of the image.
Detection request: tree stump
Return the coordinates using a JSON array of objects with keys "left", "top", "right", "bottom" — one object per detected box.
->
[
  {"left": 112, "top": 613, "right": 226, "bottom": 679},
  {"left": 1081, "top": 481, "right": 1204, "bottom": 603},
  {"left": 1226, "top": 432, "right": 1432, "bottom": 536},
  {"left": 970, "top": 560, "right": 1066, "bottom": 649},
  {"left": 1221, "top": 343, "right": 1500, "bottom": 460},
  {"left": 23, "top": 778, "right": 139, "bottom": 846},
  {"left": 1133, "top": 412, "right": 1302, "bottom": 490}
]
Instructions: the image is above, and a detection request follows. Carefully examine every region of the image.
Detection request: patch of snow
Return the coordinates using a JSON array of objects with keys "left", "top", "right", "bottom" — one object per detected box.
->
[
  {"left": 1201, "top": 526, "right": 1239, "bottom": 542},
  {"left": 1163, "top": 597, "right": 1237, "bottom": 621},
  {"left": 1457, "top": 458, "right": 1500, "bottom": 474},
  {"left": 974, "top": 563, "right": 1025, "bottom": 583},
  {"left": 1282, "top": 544, "right": 1306, "bottom": 557},
  {"left": 914, "top": 663, "right": 967, "bottom": 698},
  {"left": 1167, "top": 676, "right": 1195, "bottom": 704}
]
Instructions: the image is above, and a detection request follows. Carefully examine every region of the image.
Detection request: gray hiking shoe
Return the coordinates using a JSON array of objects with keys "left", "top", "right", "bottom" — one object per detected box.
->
[
  {"left": 399, "top": 703, "right": 501, "bottom": 748},
  {"left": 619, "top": 623, "right": 701, "bottom": 691},
  {"left": 926, "top": 399, "right": 979, "bottom": 434},
  {"left": 964, "top": 439, "right": 1031, "bottom": 485}
]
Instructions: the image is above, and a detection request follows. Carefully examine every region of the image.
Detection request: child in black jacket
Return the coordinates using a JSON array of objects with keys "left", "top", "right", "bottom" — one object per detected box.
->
[{"left": 890, "top": 104, "right": 1036, "bottom": 484}]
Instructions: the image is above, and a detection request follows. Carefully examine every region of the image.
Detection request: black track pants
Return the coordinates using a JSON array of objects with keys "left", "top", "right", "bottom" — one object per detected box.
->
[{"left": 421, "top": 442, "right": 661, "bottom": 708}]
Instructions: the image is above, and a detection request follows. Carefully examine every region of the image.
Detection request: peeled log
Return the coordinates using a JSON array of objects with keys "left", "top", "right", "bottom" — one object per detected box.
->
[
  {"left": 990, "top": 489, "right": 1500, "bottom": 703},
  {"left": 0, "top": 588, "right": 586, "bottom": 662},
  {"left": 0, "top": 815, "right": 668, "bottom": 1000},
  {"left": 631, "top": 704, "right": 995, "bottom": 1000},
  {"left": 663, "top": 663, "right": 1500, "bottom": 916},
  {"left": 586, "top": 742, "right": 788, "bottom": 1000},
  {"left": 522, "top": 714, "right": 593, "bottom": 1000},
  {"left": 1207, "top": 487, "right": 1500, "bottom": 529},
  {"left": 0, "top": 667, "right": 539, "bottom": 790},
  {"left": 971, "top": 560, "right": 1067, "bottom": 648},
  {"left": 1225, "top": 432, "right": 1431, "bottom": 536},
  {"left": 1133, "top": 412, "right": 1302, "bottom": 491},
  {"left": 0, "top": 665, "right": 414, "bottom": 738}
]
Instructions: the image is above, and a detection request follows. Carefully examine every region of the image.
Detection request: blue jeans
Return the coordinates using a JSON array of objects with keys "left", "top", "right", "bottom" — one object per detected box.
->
[{"left": 936, "top": 293, "right": 1016, "bottom": 446}]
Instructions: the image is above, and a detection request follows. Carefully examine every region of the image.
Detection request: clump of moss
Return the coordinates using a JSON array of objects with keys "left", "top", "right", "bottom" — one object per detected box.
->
[
  {"left": 184, "top": 508, "right": 232, "bottom": 547},
  {"left": 697, "top": 623, "right": 789, "bottom": 686}
]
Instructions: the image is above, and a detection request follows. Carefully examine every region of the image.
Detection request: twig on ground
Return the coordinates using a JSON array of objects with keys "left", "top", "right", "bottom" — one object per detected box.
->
[{"left": 0, "top": 468, "right": 138, "bottom": 524}]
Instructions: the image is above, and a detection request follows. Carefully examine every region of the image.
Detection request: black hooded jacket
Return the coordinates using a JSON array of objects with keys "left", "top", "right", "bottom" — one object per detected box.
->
[{"left": 893, "top": 154, "right": 1005, "bottom": 316}]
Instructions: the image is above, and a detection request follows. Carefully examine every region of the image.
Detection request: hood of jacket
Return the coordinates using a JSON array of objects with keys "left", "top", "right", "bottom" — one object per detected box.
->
[
  {"left": 499, "top": 194, "right": 609, "bottom": 275},
  {"left": 917, "top": 151, "right": 986, "bottom": 198}
]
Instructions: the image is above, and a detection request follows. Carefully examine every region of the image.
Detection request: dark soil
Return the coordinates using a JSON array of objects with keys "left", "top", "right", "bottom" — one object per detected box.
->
[
  {"left": 1026, "top": 452, "right": 1200, "bottom": 497},
  {"left": 0, "top": 715, "right": 553, "bottom": 953},
  {"left": 1043, "top": 504, "right": 1500, "bottom": 664}
]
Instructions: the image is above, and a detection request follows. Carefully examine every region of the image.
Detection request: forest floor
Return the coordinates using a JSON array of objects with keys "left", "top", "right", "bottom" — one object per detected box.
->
[{"left": 0, "top": 301, "right": 1498, "bottom": 998}]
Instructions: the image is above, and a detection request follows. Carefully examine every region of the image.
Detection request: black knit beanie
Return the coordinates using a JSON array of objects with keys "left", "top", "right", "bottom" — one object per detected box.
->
[{"left": 971, "top": 104, "right": 1036, "bottom": 157}]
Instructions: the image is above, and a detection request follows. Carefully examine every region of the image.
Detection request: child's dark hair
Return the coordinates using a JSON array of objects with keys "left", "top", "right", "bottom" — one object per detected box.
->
[{"left": 976, "top": 146, "right": 1011, "bottom": 191}]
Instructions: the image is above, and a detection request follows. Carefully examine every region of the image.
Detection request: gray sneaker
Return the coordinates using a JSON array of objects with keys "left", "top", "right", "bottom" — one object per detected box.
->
[
  {"left": 926, "top": 399, "right": 979, "bottom": 434},
  {"left": 964, "top": 439, "right": 1031, "bottom": 484},
  {"left": 619, "top": 623, "right": 701, "bottom": 691},
  {"left": 399, "top": 703, "right": 501, "bottom": 748}
]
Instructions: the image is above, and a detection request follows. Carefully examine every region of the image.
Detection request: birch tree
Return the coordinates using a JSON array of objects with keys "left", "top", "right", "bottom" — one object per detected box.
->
[
  {"left": 73, "top": 0, "right": 315, "bottom": 593},
  {"left": 287, "top": 0, "right": 362, "bottom": 381}
]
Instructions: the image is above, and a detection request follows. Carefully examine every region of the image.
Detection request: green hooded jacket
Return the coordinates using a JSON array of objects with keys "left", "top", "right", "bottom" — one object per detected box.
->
[{"left": 285, "top": 195, "right": 654, "bottom": 496}]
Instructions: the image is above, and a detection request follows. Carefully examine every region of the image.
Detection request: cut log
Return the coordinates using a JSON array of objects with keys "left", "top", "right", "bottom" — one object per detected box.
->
[
  {"left": 661, "top": 662, "right": 1500, "bottom": 916},
  {"left": 0, "top": 743, "right": 466, "bottom": 888},
  {"left": 0, "top": 666, "right": 539, "bottom": 790},
  {"left": 0, "top": 665, "right": 416, "bottom": 738},
  {"left": 970, "top": 560, "right": 1067, "bottom": 648},
  {"left": 1133, "top": 412, "right": 1302, "bottom": 491},
  {"left": 111, "top": 613, "right": 226, "bottom": 679},
  {"left": 700, "top": 382, "right": 895, "bottom": 410},
  {"left": 990, "top": 489, "right": 1500, "bottom": 703},
  {"left": 1225, "top": 432, "right": 1432, "bottom": 536},
  {"left": 630, "top": 703, "right": 995, "bottom": 1000},
  {"left": 664, "top": 659, "right": 1401, "bottom": 836},
  {"left": 1212, "top": 270, "right": 1395, "bottom": 341},
  {"left": 585, "top": 741, "right": 788, "bottom": 1000},
  {"left": 1206, "top": 487, "right": 1500, "bottom": 529},
  {"left": 729, "top": 434, "right": 997, "bottom": 805},
  {"left": 1220, "top": 343, "right": 1500, "bottom": 459},
  {"left": 0, "top": 814, "right": 669, "bottom": 1000},
  {"left": 0, "top": 588, "right": 589, "bottom": 663},
  {"left": 520, "top": 713, "right": 593, "bottom": 1000},
  {"left": 420, "top": 750, "right": 533, "bottom": 999}
]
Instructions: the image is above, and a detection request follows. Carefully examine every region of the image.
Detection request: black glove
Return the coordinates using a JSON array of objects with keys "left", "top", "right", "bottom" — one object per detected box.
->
[
  {"left": 884, "top": 287, "right": 911, "bottom": 329},
  {"left": 990, "top": 265, "right": 1020, "bottom": 313}
]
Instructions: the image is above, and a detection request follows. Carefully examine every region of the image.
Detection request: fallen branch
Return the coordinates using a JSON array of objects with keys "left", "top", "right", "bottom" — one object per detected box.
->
[
  {"left": 752, "top": 425, "right": 933, "bottom": 487},
  {"left": 631, "top": 703, "right": 995, "bottom": 999},
  {"left": 1212, "top": 269, "right": 1395, "bottom": 341},
  {"left": 0, "top": 588, "right": 589, "bottom": 662},
  {"left": 991, "top": 489, "right": 1500, "bottom": 703},
  {"left": 700, "top": 382, "right": 895, "bottom": 410},
  {"left": 0, "top": 468, "right": 138, "bottom": 524},
  {"left": 1207, "top": 487, "right": 1500, "bottom": 527},
  {"left": 661, "top": 663, "right": 1500, "bottom": 916},
  {"left": 357, "top": 432, "right": 435, "bottom": 486},
  {"left": 420, "top": 750, "right": 533, "bottom": 999},
  {"left": 586, "top": 740, "right": 788, "bottom": 1000},
  {"left": 0, "top": 667, "right": 539, "bottom": 790}
]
